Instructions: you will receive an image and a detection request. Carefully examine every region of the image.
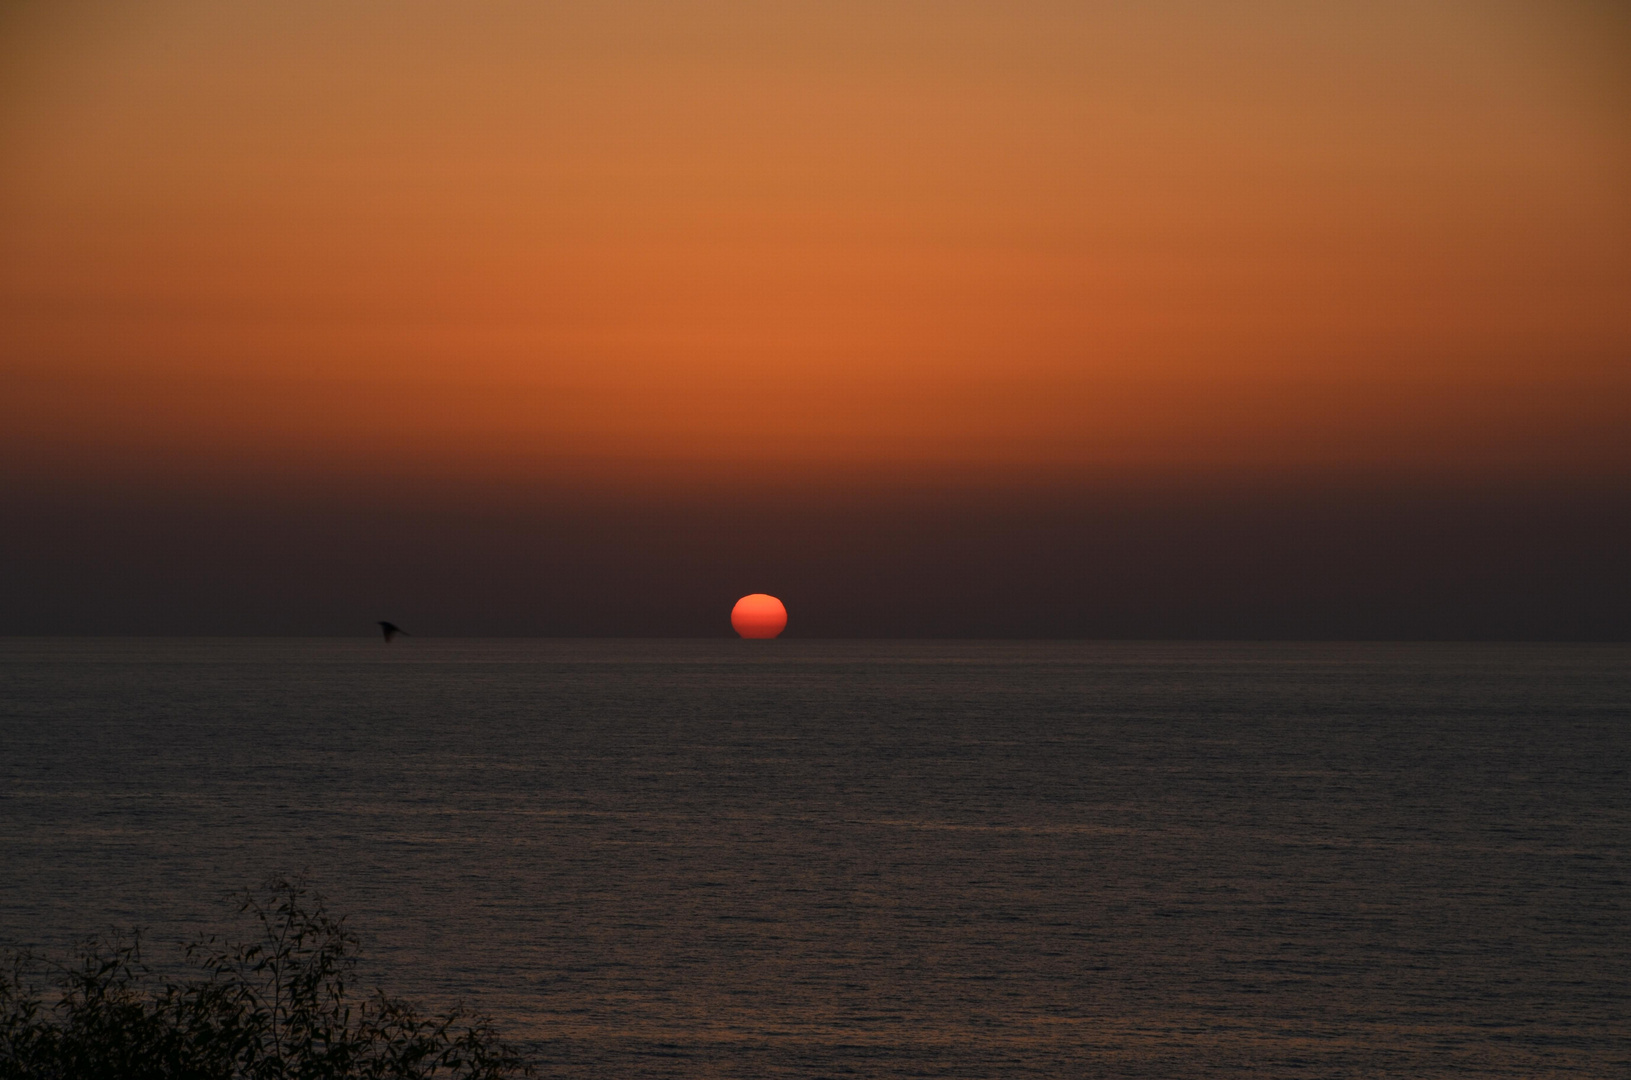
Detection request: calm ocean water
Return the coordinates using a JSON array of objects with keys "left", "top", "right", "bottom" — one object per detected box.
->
[{"left": 1, "top": 638, "right": 1627, "bottom": 1077}]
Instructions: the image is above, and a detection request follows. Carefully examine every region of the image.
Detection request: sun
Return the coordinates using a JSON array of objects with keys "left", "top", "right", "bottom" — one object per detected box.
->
[{"left": 731, "top": 594, "right": 787, "bottom": 639}]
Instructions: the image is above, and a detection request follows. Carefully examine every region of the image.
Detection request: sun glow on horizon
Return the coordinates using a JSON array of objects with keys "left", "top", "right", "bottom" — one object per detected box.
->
[{"left": 731, "top": 594, "right": 788, "bottom": 639}]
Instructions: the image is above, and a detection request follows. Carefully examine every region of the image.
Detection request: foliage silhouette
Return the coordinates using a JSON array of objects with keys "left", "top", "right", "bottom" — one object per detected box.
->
[{"left": 0, "top": 877, "right": 532, "bottom": 1079}]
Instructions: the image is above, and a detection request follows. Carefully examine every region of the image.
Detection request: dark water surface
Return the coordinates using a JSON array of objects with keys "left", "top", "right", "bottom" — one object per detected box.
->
[{"left": 1, "top": 639, "right": 1627, "bottom": 1076}]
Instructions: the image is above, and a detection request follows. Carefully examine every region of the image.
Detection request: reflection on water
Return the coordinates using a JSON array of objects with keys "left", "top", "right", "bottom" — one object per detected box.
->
[{"left": 2, "top": 639, "right": 1628, "bottom": 1076}]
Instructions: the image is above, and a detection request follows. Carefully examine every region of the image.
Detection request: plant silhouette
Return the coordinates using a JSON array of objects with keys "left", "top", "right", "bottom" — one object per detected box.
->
[{"left": 0, "top": 877, "right": 532, "bottom": 1079}]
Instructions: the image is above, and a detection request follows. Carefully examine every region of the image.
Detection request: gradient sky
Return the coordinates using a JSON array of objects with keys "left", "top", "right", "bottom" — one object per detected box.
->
[{"left": 1, "top": 2, "right": 1627, "bottom": 635}]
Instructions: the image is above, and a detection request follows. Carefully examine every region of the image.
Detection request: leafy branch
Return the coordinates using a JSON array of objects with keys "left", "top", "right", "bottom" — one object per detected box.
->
[{"left": 0, "top": 877, "right": 532, "bottom": 1080}]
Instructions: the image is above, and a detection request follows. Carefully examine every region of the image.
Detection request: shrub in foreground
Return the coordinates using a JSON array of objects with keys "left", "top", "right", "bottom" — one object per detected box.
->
[{"left": 0, "top": 878, "right": 532, "bottom": 1079}]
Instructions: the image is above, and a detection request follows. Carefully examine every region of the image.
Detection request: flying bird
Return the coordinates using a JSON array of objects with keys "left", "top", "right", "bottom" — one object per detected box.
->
[{"left": 379, "top": 621, "right": 409, "bottom": 642}]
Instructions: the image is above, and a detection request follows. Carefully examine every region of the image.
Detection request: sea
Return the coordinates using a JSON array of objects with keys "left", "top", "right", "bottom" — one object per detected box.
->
[{"left": 1, "top": 638, "right": 1627, "bottom": 1077}]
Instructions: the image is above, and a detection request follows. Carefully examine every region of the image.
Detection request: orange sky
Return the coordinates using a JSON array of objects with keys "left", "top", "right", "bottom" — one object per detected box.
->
[{"left": 2, "top": 0, "right": 1627, "bottom": 489}]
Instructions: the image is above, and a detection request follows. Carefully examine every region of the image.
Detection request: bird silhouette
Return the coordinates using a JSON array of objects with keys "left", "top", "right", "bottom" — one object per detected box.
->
[{"left": 379, "top": 621, "right": 409, "bottom": 642}]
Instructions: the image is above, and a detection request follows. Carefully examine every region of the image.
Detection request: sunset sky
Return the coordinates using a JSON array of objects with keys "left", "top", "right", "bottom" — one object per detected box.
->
[{"left": 1, "top": 1, "right": 1627, "bottom": 635}]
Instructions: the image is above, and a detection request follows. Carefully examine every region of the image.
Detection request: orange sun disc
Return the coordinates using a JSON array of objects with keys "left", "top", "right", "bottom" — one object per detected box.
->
[{"left": 731, "top": 594, "right": 787, "bottom": 639}]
